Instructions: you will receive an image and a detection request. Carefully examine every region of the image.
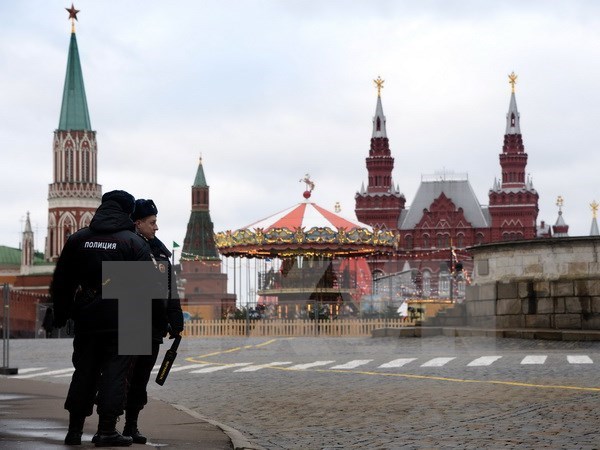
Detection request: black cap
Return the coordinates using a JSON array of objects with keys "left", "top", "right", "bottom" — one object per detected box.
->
[
  {"left": 101, "top": 190, "right": 135, "bottom": 214},
  {"left": 131, "top": 199, "right": 158, "bottom": 221}
]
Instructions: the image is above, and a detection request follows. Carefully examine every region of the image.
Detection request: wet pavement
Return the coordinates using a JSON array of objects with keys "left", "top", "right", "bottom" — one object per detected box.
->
[{"left": 0, "top": 376, "right": 259, "bottom": 449}]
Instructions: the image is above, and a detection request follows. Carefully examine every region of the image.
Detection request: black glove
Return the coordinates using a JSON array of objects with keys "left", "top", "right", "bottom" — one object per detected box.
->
[
  {"left": 53, "top": 317, "right": 67, "bottom": 329},
  {"left": 168, "top": 331, "right": 181, "bottom": 339}
]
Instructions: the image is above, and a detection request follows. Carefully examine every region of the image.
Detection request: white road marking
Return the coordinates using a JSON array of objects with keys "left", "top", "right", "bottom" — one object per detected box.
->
[
  {"left": 378, "top": 358, "right": 417, "bottom": 368},
  {"left": 15, "top": 367, "right": 47, "bottom": 374},
  {"left": 190, "top": 363, "right": 253, "bottom": 373},
  {"left": 330, "top": 360, "right": 373, "bottom": 370},
  {"left": 289, "top": 361, "right": 337, "bottom": 370},
  {"left": 467, "top": 356, "right": 503, "bottom": 367},
  {"left": 14, "top": 352, "right": 594, "bottom": 379},
  {"left": 567, "top": 355, "right": 593, "bottom": 364},
  {"left": 151, "top": 364, "right": 181, "bottom": 374},
  {"left": 421, "top": 357, "right": 456, "bottom": 367},
  {"left": 521, "top": 355, "right": 547, "bottom": 365},
  {"left": 235, "top": 362, "right": 293, "bottom": 372},
  {"left": 167, "top": 364, "right": 211, "bottom": 372},
  {"left": 14, "top": 368, "right": 75, "bottom": 379}
]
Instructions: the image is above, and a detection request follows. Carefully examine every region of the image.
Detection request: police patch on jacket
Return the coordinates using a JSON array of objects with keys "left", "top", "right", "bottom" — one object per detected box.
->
[{"left": 158, "top": 263, "right": 167, "bottom": 273}]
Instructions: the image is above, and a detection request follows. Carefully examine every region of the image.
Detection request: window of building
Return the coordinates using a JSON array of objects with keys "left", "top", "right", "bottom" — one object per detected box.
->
[
  {"left": 422, "top": 271, "right": 431, "bottom": 297},
  {"left": 437, "top": 234, "right": 449, "bottom": 248},
  {"left": 439, "top": 273, "right": 450, "bottom": 298}
]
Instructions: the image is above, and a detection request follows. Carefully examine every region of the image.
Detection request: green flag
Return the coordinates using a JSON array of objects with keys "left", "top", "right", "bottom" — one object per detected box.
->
[{"left": 173, "top": 241, "right": 180, "bottom": 248}]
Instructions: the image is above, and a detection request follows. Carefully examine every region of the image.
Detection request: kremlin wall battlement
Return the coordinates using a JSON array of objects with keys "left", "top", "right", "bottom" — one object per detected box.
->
[{"left": 465, "top": 236, "right": 600, "bottom": 331}]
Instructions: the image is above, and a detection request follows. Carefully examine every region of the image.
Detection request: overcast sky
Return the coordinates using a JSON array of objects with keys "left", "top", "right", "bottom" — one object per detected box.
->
[{"left": 2, "top": 0, "right": 600, "bottom": 257}]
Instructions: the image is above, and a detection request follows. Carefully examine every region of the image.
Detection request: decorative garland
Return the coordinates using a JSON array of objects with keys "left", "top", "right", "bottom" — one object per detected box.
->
[{"left": 214, "top": 226, "right": 396, "bottom": 249}]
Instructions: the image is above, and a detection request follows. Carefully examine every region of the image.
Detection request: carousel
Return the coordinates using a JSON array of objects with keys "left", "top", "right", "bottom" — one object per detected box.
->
[{"left": 214, "top": 176, "right": 396, "bottom": 318}]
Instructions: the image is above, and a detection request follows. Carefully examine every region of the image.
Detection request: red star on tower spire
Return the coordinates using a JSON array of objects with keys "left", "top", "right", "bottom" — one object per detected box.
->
[{"left": 65, "top": 4, "right": 80, "bottom": 33}]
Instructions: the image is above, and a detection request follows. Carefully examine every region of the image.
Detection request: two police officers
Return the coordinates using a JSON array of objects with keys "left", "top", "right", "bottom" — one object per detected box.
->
[{"left": 51, "top": 190, "right": 151, "bottom": 447}]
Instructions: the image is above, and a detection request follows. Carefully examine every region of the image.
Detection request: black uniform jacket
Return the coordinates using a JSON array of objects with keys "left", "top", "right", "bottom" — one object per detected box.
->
[
  {"left": 147, "top": 237, "right": 184, "bottom": 341},
  {"left": 50, "top": 200, "right": 152, "bottom": 334}
]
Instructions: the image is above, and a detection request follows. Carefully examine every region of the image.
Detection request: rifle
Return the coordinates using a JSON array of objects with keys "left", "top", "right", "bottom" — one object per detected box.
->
[{"left": 155, "top": 334, "right": 182, "bottom": 386}]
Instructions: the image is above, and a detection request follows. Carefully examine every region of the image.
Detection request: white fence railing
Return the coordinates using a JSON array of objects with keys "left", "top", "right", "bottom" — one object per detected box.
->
[{"left": 183, "top": 318, "right": 415, "bottom": 337}]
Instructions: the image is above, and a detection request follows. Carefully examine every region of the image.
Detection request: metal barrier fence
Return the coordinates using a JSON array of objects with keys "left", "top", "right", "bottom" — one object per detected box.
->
[{"left": 183, "top": 318, "right": 415, "bottom": 337}]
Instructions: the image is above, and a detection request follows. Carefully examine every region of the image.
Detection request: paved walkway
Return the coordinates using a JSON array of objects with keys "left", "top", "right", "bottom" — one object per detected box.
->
[{"left": 0, "top": 377, "right": 260, "bottom": 449}]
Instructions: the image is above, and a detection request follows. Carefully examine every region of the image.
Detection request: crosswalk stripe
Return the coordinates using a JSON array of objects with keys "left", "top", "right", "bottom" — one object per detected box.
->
[
  {"left": 15, "top": 367, "right": 47, "bottom": 374},
  {"left": 467, "top": 356, "right": 503, "bottom": 367},
  {"left": 521, "top": 355, "right": 547, "bottom": 364},
  {"left": 421, "top": 357, "right": 456, "bottom": 367},
  {"left": 567, "top": 355, "right": 593, "bottom": 364},
  {"left": 330, "top": 360, "right": 373, "bottom": 370},
  {"left": 235, "top": 362, "right": 293, "bottom": 372},
  {"left": 167, "top": 364, "right": 211, "bottom": 372},
  {"left": 190, "top": 363, "right": 253, "bottom": 373},
  {"left": 14, "top": 368, "right": 75, "bottom": 379},
  {"left": 289, "top": 361, "right": 336, "bottom": 370},
  {"left": 378, "top": 358, "right": 417, "bottom": 368},
  {"left": 13, "top": 353, "right": 596, "bottom": 379},
  {"left": 151, "top": 363, "right": 181, "bottom": 375}
]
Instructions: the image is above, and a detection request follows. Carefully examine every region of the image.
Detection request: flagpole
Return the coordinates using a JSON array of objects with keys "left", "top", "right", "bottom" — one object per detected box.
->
[
  {"left": 172, "top": 241, "right": 180, "bottom": 267},
  {"left": 449, "top": 240, "right": 454, "bottom": 303}
]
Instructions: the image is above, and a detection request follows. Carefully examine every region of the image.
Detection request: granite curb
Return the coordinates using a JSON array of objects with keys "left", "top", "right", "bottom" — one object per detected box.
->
[{"left": 372, "top": 326, "right": 600, "bottom": 340}]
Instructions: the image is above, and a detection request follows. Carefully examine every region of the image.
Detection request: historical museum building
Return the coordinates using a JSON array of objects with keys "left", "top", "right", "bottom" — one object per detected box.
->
[{"left": 355, "top": 75, "right": 554, "bottom": 300}]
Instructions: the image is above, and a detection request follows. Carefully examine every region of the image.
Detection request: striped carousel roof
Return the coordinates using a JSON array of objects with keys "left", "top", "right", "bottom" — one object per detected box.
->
[
  {"left": 215, "top": 200, "right": 394, "bottom": 258},
  {"left": 246, "top": 202, "right": 373, "bottom": 232}
]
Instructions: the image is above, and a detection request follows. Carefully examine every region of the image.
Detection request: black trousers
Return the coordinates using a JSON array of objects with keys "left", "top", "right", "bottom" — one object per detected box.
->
[
  {"left": 126, "top": 340, "right": 161, "bottom": 410},
  {"left": 65, "top": 332, "right": 133, "bottom": 417}
]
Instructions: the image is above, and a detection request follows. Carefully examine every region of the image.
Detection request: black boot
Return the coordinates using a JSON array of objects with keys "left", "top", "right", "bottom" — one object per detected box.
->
[
  {"left": 123, "top": 408, "right": 147, "bottom": 444},
  {"left": 93, "top": 415, "right": 133, "bottom": 447},
  {"left": 64, "top": 413, "right": 85, "bottom": 445}
]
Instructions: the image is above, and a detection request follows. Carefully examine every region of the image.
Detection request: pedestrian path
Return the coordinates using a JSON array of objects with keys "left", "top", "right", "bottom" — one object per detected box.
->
[{"left": 12, "top": 353, "right": 598, "bottom": 380}]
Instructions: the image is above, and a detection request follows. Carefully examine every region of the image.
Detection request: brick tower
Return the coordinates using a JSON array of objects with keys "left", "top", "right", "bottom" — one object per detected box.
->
[
  {"left": 45, "top": 7, "right": 101, "bottom": 261},
  {"left": 355, "top": 77, "right": 405, "bottom": 230},
  {"left": 488, "top": 73, "right": 539, "bottom": 241},
  {"left": 552, "top": 196, "right": 569, "bottom": 237},
  {"left": 180, "top": 157, "right": 236, "bottom": 320}
]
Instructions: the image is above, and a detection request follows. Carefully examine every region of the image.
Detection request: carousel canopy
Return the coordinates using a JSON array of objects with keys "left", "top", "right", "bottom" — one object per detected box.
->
[
  {"left": 247, "top": 202, "right": 373, "bottom": 232},
  {"left": 215, "top": 201, "right": 396, "bottom": 258}
]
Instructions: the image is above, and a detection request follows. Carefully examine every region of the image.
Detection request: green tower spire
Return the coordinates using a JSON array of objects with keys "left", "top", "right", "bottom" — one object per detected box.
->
[
  {"left": 58, "top": 28, "right": 91, "bottom": 130},
  {"left": 193, "top": 156, "right": 207, "bottom": 187},
  {"left": 183, "top": 157, "right": 220, "bottom": 260}
]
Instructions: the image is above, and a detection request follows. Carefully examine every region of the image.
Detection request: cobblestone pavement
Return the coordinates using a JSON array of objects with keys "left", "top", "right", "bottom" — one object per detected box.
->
[{"left": 4, "top": 336, "right": 600, "bottom": 449}]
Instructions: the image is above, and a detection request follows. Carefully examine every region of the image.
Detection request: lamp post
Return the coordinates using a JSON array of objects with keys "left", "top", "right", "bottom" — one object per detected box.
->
[{"left": 1, "top": 284, "right": 18, "bottom": 375}]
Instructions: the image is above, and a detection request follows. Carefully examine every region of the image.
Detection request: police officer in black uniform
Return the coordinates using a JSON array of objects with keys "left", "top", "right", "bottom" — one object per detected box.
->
[
  {"left": 51, "top": 190, "right": 152, "bottom": 447},
  {"left": 124, "top": 198, "right": 184, "bottom": 443}
]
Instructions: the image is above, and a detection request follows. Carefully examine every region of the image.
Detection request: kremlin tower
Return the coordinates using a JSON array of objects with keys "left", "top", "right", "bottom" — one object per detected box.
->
[
  {"left": 45, "top": 5, "right": 101, "bottom": 261},
  {"left": 552, "top": 196, "right": 569, "bottom": 237},
  {"left": 180, "top": 157, "right": 236, "bottom": 320},
  {"left": 355, "top": 77, "right": 405, "bottom": 230},
  {"left": 487, "top": 72, "right": 539, "bottom": 241}
]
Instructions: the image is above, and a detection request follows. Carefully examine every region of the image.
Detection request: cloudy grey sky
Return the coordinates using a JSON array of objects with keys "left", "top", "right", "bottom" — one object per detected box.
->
[{"left": 2, "top": 0, "right": 600, "bottom": 255}]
